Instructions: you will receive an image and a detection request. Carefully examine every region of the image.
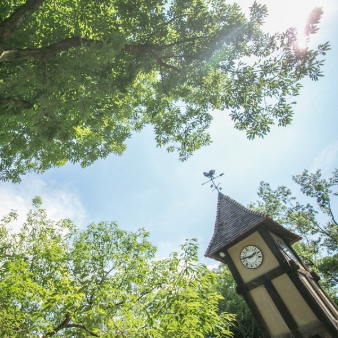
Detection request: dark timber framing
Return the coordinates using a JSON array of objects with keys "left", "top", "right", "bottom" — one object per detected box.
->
[
  {"left": 259, "top": 224, "right": 338, "bottom": 336},
  {"left": 220, "top": 251, "right": 271, "bottom": 338},
  {"left": 261, "top": 278, "right": 302, "bottom": 337},
  {"left": 287, "top": 269, "right": 338, "bottom": 337},
  {"left": 222, "top": 235, "right": 303, "bottom": 338}
]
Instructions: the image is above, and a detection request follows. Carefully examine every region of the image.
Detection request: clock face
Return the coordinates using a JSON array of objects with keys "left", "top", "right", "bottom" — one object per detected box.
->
[
  {"left": 240, "top": 245, "right": 263, "bottom": 269},
  {"left": 277, "top": 240, "right": 297, "bottom": 261}
]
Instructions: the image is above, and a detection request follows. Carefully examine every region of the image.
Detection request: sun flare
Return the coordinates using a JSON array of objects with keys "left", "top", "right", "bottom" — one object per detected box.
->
[
  {"left": 263, "top": 0, "right": 316, "bottom": 31},
  {"left": 239, "top": 0, "right": 335, "bottom": 47}
]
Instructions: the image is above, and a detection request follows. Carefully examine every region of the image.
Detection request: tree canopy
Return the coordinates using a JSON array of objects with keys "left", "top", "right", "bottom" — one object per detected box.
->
[
  {"left": 0, "top": 0, "right": 329, "bottom": 182},
  {"left": 250, "top": 168, "right": 338, "bottom": 302},
  {"left": 0, "top": 197, "right": 235, "bottom": 337}
]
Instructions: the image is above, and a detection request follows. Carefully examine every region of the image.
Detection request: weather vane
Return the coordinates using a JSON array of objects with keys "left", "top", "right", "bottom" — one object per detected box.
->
[{"left": 202, "top": 170, "right": 224, "bottom": 193}]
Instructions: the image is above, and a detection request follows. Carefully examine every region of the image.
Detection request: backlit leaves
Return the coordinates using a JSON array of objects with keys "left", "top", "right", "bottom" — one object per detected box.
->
[
  {"left": 0, "top": 0, "right": 329, "bottom": 181},
  {"left": 0, "top": 200, "right": 234, "bottom": 337}
]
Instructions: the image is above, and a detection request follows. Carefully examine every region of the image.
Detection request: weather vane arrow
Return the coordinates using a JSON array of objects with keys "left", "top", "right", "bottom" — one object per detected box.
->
[{"left": 202, "top": 169, "right": 224, "bottom": 193}]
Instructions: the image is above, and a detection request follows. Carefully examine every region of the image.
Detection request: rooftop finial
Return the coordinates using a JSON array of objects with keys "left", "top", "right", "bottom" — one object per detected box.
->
[{"left": 202, "top": 170, "right": 224, "bottom": 193}]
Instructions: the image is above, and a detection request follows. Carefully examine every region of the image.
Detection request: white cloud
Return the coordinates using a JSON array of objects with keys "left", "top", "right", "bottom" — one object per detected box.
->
[
  {"left": 207, "top": 263, "right": 220, "bottom": 271},
  {"left": 310, "top": 140, "right": 338, "bottom": 176},
  {"left": 0, "top": 175, "right": 86, "bottom": 232}
]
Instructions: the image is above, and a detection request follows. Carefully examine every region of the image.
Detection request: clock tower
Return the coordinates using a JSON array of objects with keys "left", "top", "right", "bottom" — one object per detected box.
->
[{"left": 205, "top": 192, "right": 338, "bottom": 338}]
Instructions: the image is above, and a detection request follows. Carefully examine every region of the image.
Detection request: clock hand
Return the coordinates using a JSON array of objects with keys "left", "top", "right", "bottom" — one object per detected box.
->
[{"left": 244, "top": 252, "right": 257, "bottom": 259}]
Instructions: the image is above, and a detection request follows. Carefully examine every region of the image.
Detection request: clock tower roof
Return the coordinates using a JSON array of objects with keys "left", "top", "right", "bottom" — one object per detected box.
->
[{"left": 205, "top": 192, "right": 301, "bottom": 258}]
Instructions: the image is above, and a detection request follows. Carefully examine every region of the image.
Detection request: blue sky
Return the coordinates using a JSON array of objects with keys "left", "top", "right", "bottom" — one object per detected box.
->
[{"left": 1, "top": 0, "right": 337, "bottom": 265}]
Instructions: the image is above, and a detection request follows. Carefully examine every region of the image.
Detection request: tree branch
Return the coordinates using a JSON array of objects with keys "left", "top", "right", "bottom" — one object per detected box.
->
[
  {"left": 146, "top": 13, "right": 188, "bottom": 41},
  {"left": 111, "top": 317, "right": 127, "bottom": 338},
  {"left": 43, "top": 313, "right": 100, "bottom": 337},
  {"left": 0, "top": 37, "right": 103, "bottom": 62},
  {"left": 64, "top": 324, "right": 100, "bottom": 337},
  {"left": 160, "top": 37, "right": 202, "bottom": 49},
  {"left": 124, "top": 38, "right": 201, "bottom": 53},
  {"left": 160, "top": 66, "right": 169, "bottom": 97},
  {"left": 87, "top": 264, "right": 117, "bottom": 305},
  {"left": 0, "top": 0, "right": 45, "bottom": 49},
  {"left": 124, "top": 44, "right": 163, "bottom": 52},
  {"left": 328, "top": 202, "right": 338, "bottom": 226},
  {"left": 0, "top": 97, "right": 33, "bottom": 108},
  {"left": 160, "top": 54, "right": 205, "bottom": 62},
  {"left": 43, "top": 312, "right": 71, "bottom": 337},
  {"left": 149, "top": 51, "right": 181, "bottom": 73}
]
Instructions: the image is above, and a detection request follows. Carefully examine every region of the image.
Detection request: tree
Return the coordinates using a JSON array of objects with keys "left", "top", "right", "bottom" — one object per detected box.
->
[
  {"left": 0, "top": 0, "right": 330, "bottom": 182},
  {"left": 214, "top": 265, "right": 261, "bottom": 338},
  {"left": 0, "top": 197, "right": 235, "bottom": 337},
  {"left": 250, "top": 168, "right": 338, "bottom": 301}
]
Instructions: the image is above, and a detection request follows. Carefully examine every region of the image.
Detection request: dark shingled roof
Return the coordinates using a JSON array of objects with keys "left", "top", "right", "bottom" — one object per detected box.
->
[{"left": 205, "top": 192, "right": 301, "bottom": 257}]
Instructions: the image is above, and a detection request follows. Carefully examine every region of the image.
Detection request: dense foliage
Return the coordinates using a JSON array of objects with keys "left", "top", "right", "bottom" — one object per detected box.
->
[
  {"left": 0, "top": 198, "right": 235, "bottom": 337},
  {"left": 0, "top": 0, "right": 329, "bottom": 182},
  {"left": 250, "top": 168, "right": 338, "bottom": 302}
]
